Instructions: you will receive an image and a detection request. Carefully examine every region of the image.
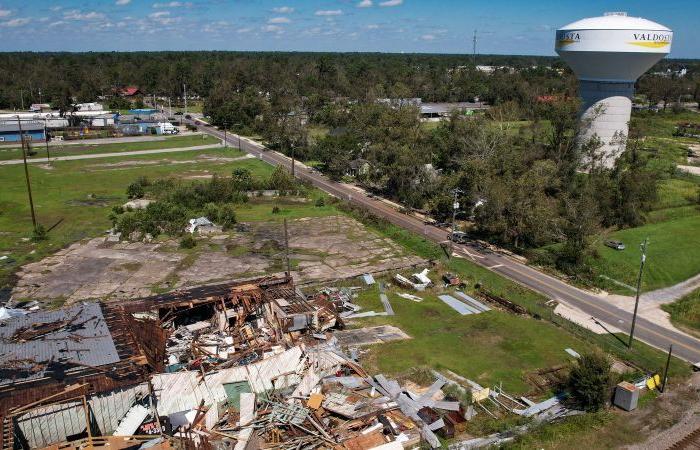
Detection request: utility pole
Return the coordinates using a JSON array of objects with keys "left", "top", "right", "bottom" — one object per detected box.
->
[
  {"left": 283, "top": 218, "right": 291, "bottom": 276},
  {"left": 168, "top": 97, "right": 172, "bottom": 117},
  {"left": 628, "top": 238, "right": 649, "bottom": 348},
  {"left": 44, "top": 119, "right": 50, "bottom": 163},
  {"left": 472, "top": 30, "right": 477, "bottom": 66},
  {"left": 17, "top": 116, "right": 37, "bottom": 231},
  {"left": 290, "top": 141, "right": 295, "bottom": 178},
  {"left": 223, "top": 122, "right": 228, "bottom": 148},
  {"left": 449, "top": 188, "right": 462, "bottom": 256},
  {"left": 183, "top": 83, "right": 188, "bottom": 116},
  {"left": 660, "top": 344, "right": 673, "bottom": 393}
]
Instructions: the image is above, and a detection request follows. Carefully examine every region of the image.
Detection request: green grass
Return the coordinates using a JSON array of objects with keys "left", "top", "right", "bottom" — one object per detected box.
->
[
  {"left": 0, "top": 134, "right": 219, "bottom": 161},
  {"left": 236, "top": 196, "right": 337, "bottom": 222},
  {"left": 662, "top": 288, "right": 700, "bottom": 338},
  {"left": 339, "top": 204, "right": 689, "bottom": 393},
  {"left": 631, "top": 110, "right": 700, "bottom": 139},
  {"left": 0, "top": 147, "right": 270, "bottom": 289},
  {"left": 655, "top": 178, "right": 700, "bottom": 210},
  {"left": 590, "top": 213, "right": 700, "bottom": 294},
  {"left": 357, "top": 284, "right": 592, "bottom": 394}
]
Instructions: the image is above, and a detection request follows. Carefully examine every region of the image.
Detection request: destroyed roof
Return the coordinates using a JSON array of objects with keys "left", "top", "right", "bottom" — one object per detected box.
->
[{"left": 0, "top": 302, "right": 120, "bottom": 387}]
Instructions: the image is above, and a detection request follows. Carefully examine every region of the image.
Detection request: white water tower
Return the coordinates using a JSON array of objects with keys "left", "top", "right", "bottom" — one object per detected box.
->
[{"left": 555, "top": 12, "right": 673, "bottom": 167}]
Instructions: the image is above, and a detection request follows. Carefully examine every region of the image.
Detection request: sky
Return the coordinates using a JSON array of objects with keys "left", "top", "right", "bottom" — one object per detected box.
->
[{"left": 0, "top": 0, "right": 697, "bottom": 57}]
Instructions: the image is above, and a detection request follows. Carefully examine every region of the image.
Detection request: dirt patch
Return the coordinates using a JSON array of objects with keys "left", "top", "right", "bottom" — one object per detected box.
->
[
  {"left": 11, "top": 215, "right": 426, "bottom": 303},
  {"left": 624, "top": 372, "right": 700, "bottom": 449}
]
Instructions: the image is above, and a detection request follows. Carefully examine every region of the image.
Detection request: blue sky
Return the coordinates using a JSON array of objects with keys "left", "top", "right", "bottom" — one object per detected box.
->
[{"left": 0, "top": 0, "right": 697, "bottom": 57}]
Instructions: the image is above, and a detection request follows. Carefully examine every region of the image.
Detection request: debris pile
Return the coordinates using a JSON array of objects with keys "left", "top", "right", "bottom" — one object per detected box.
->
[{"left": 0, "top": 274, "right": 581, "bottom": 449}]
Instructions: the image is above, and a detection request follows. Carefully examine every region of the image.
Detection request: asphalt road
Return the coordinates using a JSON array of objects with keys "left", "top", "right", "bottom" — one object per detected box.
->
[{"left": 189, "top": 119, "right": 700, "bottom": 365}]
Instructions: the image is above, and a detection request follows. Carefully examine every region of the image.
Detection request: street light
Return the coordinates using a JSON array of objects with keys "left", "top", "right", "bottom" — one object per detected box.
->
[{"left": 449, "top": 188, "right": 463, "bottom": 256}]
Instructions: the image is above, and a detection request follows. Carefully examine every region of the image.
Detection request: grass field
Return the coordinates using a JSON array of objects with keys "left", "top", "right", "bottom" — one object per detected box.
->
[
  {"left": 662, "top": 288, "right": 700, "bottom": 338},
  {"left": 353, "top": 282, "right": 591, "bottom": 394},
  {"left": 0, "top": 134, "right": 218, "bottom": 161},
  {"left": 590, "top": 212, "right": 700, "bottom": 294},
  {"left": 0, "top": 146, "right": 286, "bottom": 289},
  {"left": 339, "top": 206, "right": 689, "bottom": 395}
]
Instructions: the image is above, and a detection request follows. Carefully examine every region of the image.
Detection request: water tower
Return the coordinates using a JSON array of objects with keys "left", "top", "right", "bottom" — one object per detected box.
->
[{"left": 555, "top": 12, "right": 673, "bottom": 167}]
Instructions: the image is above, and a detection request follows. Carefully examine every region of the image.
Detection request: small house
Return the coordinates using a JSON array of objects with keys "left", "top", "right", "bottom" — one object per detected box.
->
[
  {"left": 347, "top": 159, "right": 370, "bottom": 177},
  {"left": 187, "top": 217, "right": 219, "bottom": 234}
]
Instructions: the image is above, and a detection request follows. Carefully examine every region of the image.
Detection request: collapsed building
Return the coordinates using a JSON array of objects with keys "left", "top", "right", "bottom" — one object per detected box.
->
[
  {"left": 0, "top": 276, "right": 469, "bottom": 449},
  {"left": 0, "top": 273, "right": 583, "bottom": 449}
]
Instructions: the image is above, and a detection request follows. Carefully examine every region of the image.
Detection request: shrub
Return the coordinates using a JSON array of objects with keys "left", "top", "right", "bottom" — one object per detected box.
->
[
  {"left": 180, "top": 235, "right": 197, "bottom": 249},
  {"left": 272, "top": 206, "right": 280, "bottom": 214},
  {"left": 315, "top": 197, "right": 325, "bottom": 207},
  {"left": 203, "top": 203, "right": 220, "bottom": 222},
  {"left": 219, "top": 204, "right": 237, "bottom": 230},
  {"left": 567, "top": 352, "right": 613, "bottom": 411},
  {"left": 126, "top": 182, "right": 145, "bottom": 199},
  {"left": 31, "top": 225, "right": 48, "bottom": 242}
]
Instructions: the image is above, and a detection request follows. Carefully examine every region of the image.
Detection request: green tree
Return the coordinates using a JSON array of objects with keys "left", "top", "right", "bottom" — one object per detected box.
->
[
  {"left": 567, "top": 352, "right": 613, "bottom": 412},
  {"left": 126, "top": 182, "right": 145, "bottom": 199},
  {"left": 219, "top": 204, "right": 237, "bottom": 230}
]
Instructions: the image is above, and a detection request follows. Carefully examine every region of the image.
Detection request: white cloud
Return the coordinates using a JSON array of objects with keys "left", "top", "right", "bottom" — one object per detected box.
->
[
  {"left": 272, "top": 6, "right": 294, "bottom": 14},
  {"left": 149, "top": 11, "right": 170, "bottom": 18},
  {"left": 50, "top": 6, "right": 62, "bottom": 12},
  {"left": 421, "top": 34, "right": 436, "bottom": 41},
  {"left": 357, "top": 0, "right": 373, "bottom": 7},
  {"left": 115, "top": 0, "right": 131, "bottom": 5},
  {"left": 153, "top": 1, "right": 191, "bottom": 8},
  {"left": 365, "top": 24, "right": 379, "bottom": 29},
  {"left": 268, "top": 16, "right": 290, "bottom": 24},
  {"left": 1, "top": 17, "right": 30, "bottom": 27},
  {"left": 315, "top": 10, "right": 342, "bottom": 16},
  {"left": 0, "top": 9, "right": 11, "bottom": 17},
  {"left": 262, "top": 24, "right": 284, "bottom": 33},
  {"left": 49, "top": 20, "right": 66, "bottom": 27},
  {"left": 379, "top": 0, "right": 403, "bottom": 6},
  {"left": 64, "top": 10, "right": 106, "bottom": 20},
  {"left": 237, "top": 27, "right": 253, "bottom": 33}
]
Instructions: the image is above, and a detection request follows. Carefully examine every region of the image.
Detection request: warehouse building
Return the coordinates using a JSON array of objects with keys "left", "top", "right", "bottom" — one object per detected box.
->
[{"left": 0, "top": 121, "right": 46, "bottom": 143}]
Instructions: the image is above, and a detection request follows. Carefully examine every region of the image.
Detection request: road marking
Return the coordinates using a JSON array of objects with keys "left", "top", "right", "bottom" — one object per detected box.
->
[
  {"left": 489, "top": 264, "right": 504, "bottom": 269},
  {"left": 198, "top": 122, "right": 700, "bottom": 359},
  {"left": 498, "top": 262, "right": 700, "bottom": 355}
]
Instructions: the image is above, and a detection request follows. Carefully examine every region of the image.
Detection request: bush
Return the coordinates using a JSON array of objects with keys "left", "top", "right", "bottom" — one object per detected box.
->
[
  {"left": 180, "top": 235, "right": 197, "bottom": 249},
  {"left": 315, "top": 197, "right": 325, "bottom": 207},
  {"left": 567, "top": 352, "right": 613, "bottom": 411},
  {"left": 126, "top": 182, "right": 145, "bottom": 199},
  {"left": 272, "top": 206, "right": 280, "bottom": 214},
  {"left": 219, "top": 204, "right": 237, "bottom": 230},
  {"left": 31, "top": 224, "right": 48, "bottom": 242},
  {"left": 203, "top": 202, "right": 220, "bottom": 222}
]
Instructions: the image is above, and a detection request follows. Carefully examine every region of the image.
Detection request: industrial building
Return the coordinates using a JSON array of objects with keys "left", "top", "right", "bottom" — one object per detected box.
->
[
  {"left": 555, "top": 12, "right": 673, "bottom": 167},
  {"left": 0, "top": 121, "right": 46, "bottom": 143}
]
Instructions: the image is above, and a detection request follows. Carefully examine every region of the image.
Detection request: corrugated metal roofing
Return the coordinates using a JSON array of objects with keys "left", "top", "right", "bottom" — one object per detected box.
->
[
  {"left": 437, "top": 295, "right": 475, "bottom": 316},
  {"left": 0, "top": 302, "right": 120, "bottom": 386}
]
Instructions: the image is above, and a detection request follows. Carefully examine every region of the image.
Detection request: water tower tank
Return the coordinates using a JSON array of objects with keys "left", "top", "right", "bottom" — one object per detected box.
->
[{"left": 555, "top": 12, "right": 672, "bottom": 167}]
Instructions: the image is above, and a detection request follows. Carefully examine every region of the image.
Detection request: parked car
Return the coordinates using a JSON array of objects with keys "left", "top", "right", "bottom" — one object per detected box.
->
[
  {"left": 605, "top": 240, "right": 625, "bottom": 250},
  {"left": 448, "top": 231, "right": 469, "bottom": 244}
]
